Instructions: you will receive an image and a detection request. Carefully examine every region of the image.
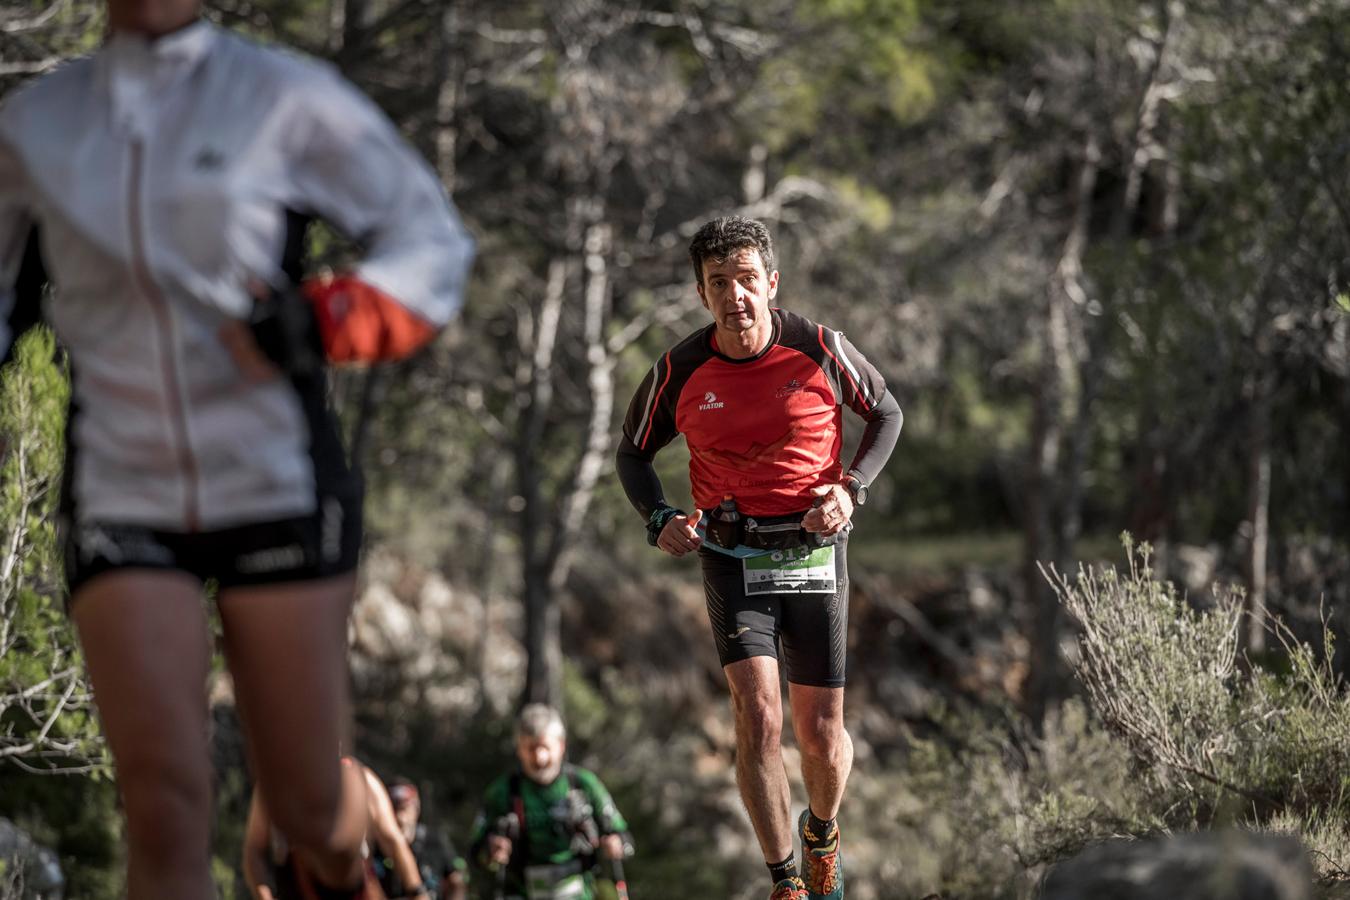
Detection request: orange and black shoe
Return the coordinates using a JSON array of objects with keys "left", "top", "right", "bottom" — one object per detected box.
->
[
  {"left": 769, "top": 875, "right": 809, "bottom": 900},
  {"left": 799, "top": 810, "right": 844, "bottom": 899}
]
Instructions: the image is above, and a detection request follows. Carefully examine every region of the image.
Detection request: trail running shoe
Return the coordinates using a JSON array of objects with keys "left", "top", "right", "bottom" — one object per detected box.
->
[
  {"left": 769, "top": 876, "right": 809, "bottom": 900},
  {"left": 799, "top": 810, "right": 843, "bottom": 899}
]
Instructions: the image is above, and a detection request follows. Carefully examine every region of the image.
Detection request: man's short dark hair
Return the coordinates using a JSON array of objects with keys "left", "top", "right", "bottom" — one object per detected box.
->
[{"left": 688, "top": 216, "right": 775, "bottom": 284}]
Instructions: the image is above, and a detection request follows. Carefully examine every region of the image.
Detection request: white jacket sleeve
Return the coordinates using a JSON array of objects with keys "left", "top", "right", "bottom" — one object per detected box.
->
[{"left": 287, "top": 67, "right": 475, "bottom": 328}]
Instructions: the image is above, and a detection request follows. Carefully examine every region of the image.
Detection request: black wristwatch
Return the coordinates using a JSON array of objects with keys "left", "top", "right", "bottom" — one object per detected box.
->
[{"left": 844, "top": 474, "right": 868, "bottom": 507}]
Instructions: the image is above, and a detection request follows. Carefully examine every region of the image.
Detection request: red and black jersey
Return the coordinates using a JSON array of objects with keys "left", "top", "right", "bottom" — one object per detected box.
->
[{"left": 622, "top": 308, "right": 887, "bottom": 517}]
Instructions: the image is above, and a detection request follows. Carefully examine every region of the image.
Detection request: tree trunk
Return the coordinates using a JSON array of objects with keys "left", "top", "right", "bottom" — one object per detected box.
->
[
  {"left": 342, "top": 0, "right": 367, "bottom": 59},
  {"left": 473, "top": 457, "right": 508, "bottom": 706},
  {"left": 518, "top": 258, "right": 567, "bottom": 708},
  {"left": 1243, "top": 372, "right": 1271, "bottom": 657},
  {"left": 432, "top": 0, "right": 462, "bottom": 188},
  {"left": 1063, "top": 0, "right": 1179, "bottom": 566},
  {"left": 1024, "top": 133, "right": 1099, "bottom": 725},
  {"left": 549, "top": 215, "right": 615, "bottom": 561}
]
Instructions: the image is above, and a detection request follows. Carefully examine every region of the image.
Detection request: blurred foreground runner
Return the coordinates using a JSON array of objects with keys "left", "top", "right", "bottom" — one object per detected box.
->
[
  {"left": 615, "top": 217, "right": 901, "bottom": 900},
  {"left": 469, "top": 705, "right": 633, "bottom": 900},
  {"left": 244, "top": 758, "right": 427, "bottom": 899},
  {"left": 0, "top": 0, "right": 474, "bottom": 894}
]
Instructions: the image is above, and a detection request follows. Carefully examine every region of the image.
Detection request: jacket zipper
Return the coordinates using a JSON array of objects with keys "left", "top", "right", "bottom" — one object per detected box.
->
[{"left": 127, "top": 139, "right": 201, "bottom": 531}]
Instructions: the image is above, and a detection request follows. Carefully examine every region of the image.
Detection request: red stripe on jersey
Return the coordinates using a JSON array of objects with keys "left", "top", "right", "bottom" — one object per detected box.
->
[
  {"left": 640, "top": 351, "right": 673, "bottom": 449},
  {"left": 817, "top": 324, "right": 862, "bottom": 404}
]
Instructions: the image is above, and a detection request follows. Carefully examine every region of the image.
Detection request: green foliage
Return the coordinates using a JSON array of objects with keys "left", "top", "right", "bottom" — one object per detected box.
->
[
  {"left": 1049, "top": 537, "right": 1350, "bottom": 874},
  {"left": 0, "top": 329, "right": 102, "bottom": 774},
  {"left": 0, "top": 764, "right": 122, "bottom": 899},
  {"left": 847, "top": 699, "right": 1160, "bottom": 899},
  {"left": 0, "top": 331, "right": 116, "bottom": 894}
]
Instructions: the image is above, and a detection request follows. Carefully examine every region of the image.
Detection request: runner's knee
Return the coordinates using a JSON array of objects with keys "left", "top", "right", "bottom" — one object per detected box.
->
[
  {"left": 731, "top": 696, "right": 783, "bottom": 752},
  {"left": 795, "top": 714, "right": 847, "bottom": 762},
  {"left": 118, "top": 752, "right": 211, "bottom": 861}
]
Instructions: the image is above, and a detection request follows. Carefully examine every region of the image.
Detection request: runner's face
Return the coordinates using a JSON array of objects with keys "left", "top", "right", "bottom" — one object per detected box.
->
[
  {"left": 697, "top": 248, "right": 778, "bottom": 334},
  {"left": 394, "top": 800, "right": 419, "bottom": 842},
  {"left": 516, "top": 732, "right": 566, "bottom": 784},
  {"left": 106, "top": 0, "right": 200, "bottom": 36}
]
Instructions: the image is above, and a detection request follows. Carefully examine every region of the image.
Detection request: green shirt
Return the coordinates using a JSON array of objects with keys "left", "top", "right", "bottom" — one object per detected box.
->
[{"left": 469, "top": 765, "right": 628, "bottom": 894}]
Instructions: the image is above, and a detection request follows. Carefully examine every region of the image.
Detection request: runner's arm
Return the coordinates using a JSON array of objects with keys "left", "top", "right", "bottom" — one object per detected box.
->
[
  {"left": 825, "top": 329, "right": 900, "bottom": 486},
  {"left": 467, "top": 778, "right": 511, "bottom": 869},
  {"left": 617, "top": 354, "right": 683, "bottom": 521},
  {"left": 363, "top": 767, "right": 428, "bottom": 898},
  {"left": 289, "top": 68, "right": 475, "bottom": 363},
  {"left": 845, "top": 388, "right": 902, "bottom": 487},
  {"left": 437, "top": 833, "right": 470, "bottom": 899},
  {"left": 577, "top": 769, "right": 634, "bottom": 857},
  {"left": 615, "top": 436, "right": 669, "bottom": 521}
]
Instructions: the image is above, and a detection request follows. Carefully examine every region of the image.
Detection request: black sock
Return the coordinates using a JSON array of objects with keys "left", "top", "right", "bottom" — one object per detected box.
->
[
  {"left": 805, "top": 809, "right": 837, "bottom": 847},
  {"left": 768, "top": 854, "right": 798, "bottom": 884}
]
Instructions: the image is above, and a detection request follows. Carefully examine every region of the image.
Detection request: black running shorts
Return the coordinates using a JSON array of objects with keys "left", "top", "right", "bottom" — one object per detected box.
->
[
  {"left": 63, "top": 481, "right": 362, "bottom": 598},
  {"left": 699, "top": 540, "right": 849, "bottom": 688}
]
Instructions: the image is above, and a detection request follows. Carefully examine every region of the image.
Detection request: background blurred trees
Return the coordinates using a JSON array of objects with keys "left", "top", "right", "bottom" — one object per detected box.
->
[{"left": 4, "top": 0, "right": 1350, "bottom": 895}]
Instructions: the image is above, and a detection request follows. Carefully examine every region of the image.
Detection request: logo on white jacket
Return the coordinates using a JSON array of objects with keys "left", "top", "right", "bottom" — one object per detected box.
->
[
  {"left": 193, "top": 147, "right": 226, "bottom": 171},
  {"left": 699, "top": 391, "right": 725, "bottom": 411}
]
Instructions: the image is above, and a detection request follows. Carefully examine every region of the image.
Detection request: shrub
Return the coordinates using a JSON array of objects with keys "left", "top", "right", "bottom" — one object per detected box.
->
[
  {"left": 1048, "top": 535, "right": 1350, "bottom": 877},
  {"left": 0, "top": 328, "right": 102, "bottom": 773}
]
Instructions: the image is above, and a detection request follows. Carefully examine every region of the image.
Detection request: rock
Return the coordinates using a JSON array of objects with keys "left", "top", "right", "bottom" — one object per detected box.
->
[
  {"left": 1040, "top": 831, "right": 1312, "bottom": 900},
  {"left": 0, "top": 818, "right": 64, "bottom": 899}
]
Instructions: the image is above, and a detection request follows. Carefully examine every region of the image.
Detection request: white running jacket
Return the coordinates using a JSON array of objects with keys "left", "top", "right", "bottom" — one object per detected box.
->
[{"left": 0, "top": 21, "right": 474, "bottom": 530}]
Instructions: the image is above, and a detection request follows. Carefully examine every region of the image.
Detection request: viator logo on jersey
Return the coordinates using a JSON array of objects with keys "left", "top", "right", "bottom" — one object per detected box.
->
[{"left": 699, "top": 391, "right": 725, "bottom": 411}]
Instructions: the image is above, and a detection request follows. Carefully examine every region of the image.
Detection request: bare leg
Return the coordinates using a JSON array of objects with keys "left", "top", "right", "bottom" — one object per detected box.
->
[
  {"left": 219, "top": 574, "right": 367, "bottom": 888},
  {"left": 725, "top": 657, "right": 793, "bottom": 864},
  {"left": 72, "top": 571, "right": 214, "bottom": 900},
  {"left": 787, "top": 683, "right": 852, "bottom": 822}
]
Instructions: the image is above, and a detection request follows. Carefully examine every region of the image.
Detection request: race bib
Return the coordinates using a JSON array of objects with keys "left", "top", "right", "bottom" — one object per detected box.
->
[
  {"left": 743, "top": 545, "right": 836, "bottom": 595},
  {"left": 524, "top": 868, "right": 586, "bottom": 900}
]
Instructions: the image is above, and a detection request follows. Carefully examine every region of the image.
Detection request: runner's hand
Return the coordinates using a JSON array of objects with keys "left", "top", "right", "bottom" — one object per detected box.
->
[
  {"left": 657, "top": 509, "right": 703, "bottom": 557},
  {"left": 598, "top": 833, "right": 626, "bottom": 860},
  {"left": 487, "top": 834, "right": 512, "bottom": 866},
  {"left": 802, "top": 484, "right": 852, "bottom": 537},
  {"left": 219, "top": 320, "right": 281, "bottom": 383}
]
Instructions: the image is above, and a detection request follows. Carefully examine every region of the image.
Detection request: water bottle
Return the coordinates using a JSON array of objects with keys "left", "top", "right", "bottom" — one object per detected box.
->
[{"left": 707, "top": 494, "right": 742, "bottom": 548}]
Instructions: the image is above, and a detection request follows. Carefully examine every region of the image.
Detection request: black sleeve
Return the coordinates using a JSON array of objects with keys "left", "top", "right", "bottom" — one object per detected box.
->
[
  {"left": 616, "top": 436, "right": 671, "bottom": 521},
  {"left": 847, "top": 388, "right": 902, "bottom": 486},
  {"left": 2, "top": 227, "right": 47, "bottom": 366},
  {"left": 617, "top": 352, "right": 684, "bottom": 521},
  {"left": 620, "top": 352, "right": 682, "bottom": 455}
]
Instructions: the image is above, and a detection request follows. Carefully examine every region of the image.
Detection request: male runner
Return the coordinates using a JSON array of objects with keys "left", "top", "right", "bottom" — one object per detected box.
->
[
  {"left": 469, "top": 705, "right": 632, "bottom": 900},
  {"left": 379, "top": 778, "right": 469, "bottom": 900},
  {"left": 615, "top": 216, "right": 901, "bottom": 900},
  {"left": 243, "top": 758, "right": 425, "bottom": 899}
]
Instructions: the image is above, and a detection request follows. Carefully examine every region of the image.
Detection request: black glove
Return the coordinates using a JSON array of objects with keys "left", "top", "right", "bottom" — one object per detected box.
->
[{"left": 248, "top": 284, "right": 325, "bottom": 377}]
